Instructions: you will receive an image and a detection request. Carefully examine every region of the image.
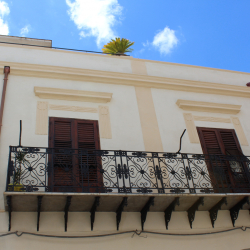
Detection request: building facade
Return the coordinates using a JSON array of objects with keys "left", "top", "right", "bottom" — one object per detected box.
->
[{"left": 1, "top": 35, "right": 250, "bottom": 250}]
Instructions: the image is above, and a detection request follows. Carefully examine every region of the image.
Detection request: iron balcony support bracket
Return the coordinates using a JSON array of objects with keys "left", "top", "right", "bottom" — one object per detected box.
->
[
  {"left": 187, "top": 197, "right": 204, "bottom": 229},
  {"left": 7, "top": 196, "right": 11, "bottom": 231},
  {"left": 90, "top": 197, "right": 100, "bottom": 231},
  {"left": 164, "top": 197, "right": 180, "bottom": 230},
  {"left": 116, "top": 197, "right": 128, "bottom": 231},
  {"left": 37, "top": 196, "right": 43, "bottom": 231},
  {"left": 141, "top": 197, "right": 154, "bottom": 231},
  {"left": 64, "top": 196, "right": 72, "bottom": 232},
  {"left": 209, "top": 197, "right": 227, "bottom": 228},
  {"left": 230, "top": 197, "right": 249, "bottom": 227}
]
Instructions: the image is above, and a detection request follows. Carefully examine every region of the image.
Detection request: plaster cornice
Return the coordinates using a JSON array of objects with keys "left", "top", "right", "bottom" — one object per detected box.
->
[
  {"left": 176, "top": 99, "right": 241, "bottom": 114},
  {"left": 34, "top": 87, "right": 112, "bottom": 103},
  {"left": 1, "top": 61, "right": 250, "bottom": 98},
  {"left": 1, "top": 43, "right": 250, "bottom": 76}
]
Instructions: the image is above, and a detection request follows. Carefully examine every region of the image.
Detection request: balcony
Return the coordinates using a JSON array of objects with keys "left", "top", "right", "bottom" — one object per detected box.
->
[{"left": 4, "top": 146, "right": 250, "bottom": 231}]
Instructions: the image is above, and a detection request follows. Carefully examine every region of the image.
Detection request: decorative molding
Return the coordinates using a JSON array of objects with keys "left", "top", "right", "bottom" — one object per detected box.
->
[
  {"left": 183, "top": 113, "right": 200, "bottom": 143},
  {"left": 177, "top": 100, "right": 241, "bottom": 114},
  {"left": 49, "top": 104, "right": 98, "bottom": 113},
  {"left": 35, "top": 101, "right": 48, "bottom": 135},
  {"left": 1, "top": 43, "right": 250, "bottom": 76},
  {"left": 98, "top": 106, "right": 112, "bottom": 139},
  {"left": 193, "top": 116, "right": 231, "bottom": 123},
  {"left": 135, "top": 87, "right": 163, "bottom": 151},
  {"left": 0, "top": 61, "right": 250, "bottom": 98},
  {"left": 231, "top": 117, "right": 249, "bottom": 146},
  {"left": 34, "top": 87, "right": 112, "bottom": 103}
]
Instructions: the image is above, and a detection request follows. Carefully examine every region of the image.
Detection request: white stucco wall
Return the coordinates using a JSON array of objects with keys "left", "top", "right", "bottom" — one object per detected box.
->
[
  {"left": 1, "top": 210, "right": 250, "bottom": 250},
  {"left": 1, "top": 43, "right": 250, "bottom": 250},
  {"left": 146, "top": 61, "right": 250, "bottom": 86},
  {"left": 0, "top": 44, "right": 249, "bottom": 86},
  {"left": 151, "top": 88, "right": 250, "bottom": 155}
]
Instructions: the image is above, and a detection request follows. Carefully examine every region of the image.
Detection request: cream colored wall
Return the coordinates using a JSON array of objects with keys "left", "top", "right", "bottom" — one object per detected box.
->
[
  {"left": 1, "top": 210, "right": 250, "bottom": 250},
  {"left": 0, "top": 44, "right": 133, "bottom": 74},
  {"left": 151, "top": 88, "right": 250, "bottom": 155},
  {"left": 0, "top": 44, "right": 249, "bottom": 88},
  {"left": 1, "top": 44, "right": 250, "bottom": 249},
  {"left": 0, "top": 75, "right": 145, "bottom": 211},
  {"left": 146, "top": 61, "right": 250, "bottom": 86}
]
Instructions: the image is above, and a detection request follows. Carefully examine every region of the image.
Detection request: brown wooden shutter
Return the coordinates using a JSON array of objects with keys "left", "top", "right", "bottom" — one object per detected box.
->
[
  {"left": 197, "top": 127, "right": 249, "bottom": 191},
  {"left": 197, "top": 127, "right": 243, "bottom": 156},
  {"left": 49, "top": 118, "right": 101, "bottom": 189},
  {"left": 77, "top": 120, "right": 100, "bottom": 183},
  {"left": 77, "top": 120, "right": 100, "bottom": 150},
  {"left": 219, "top": 130, "right": 243, "bottom": 155},
  {"left": 197, "top": 128, "right": 223, "bottom": 155},
  {"left": 54, "top": 120, "right": 72, "bottom": 148},
  {"left": 49, "top": 117, "right": 74, "bottom": 187}
]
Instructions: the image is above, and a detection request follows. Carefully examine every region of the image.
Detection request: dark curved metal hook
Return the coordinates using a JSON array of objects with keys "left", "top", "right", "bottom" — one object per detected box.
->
[{"left": 176, "top": 129, "right": 186, "bottom": 154}]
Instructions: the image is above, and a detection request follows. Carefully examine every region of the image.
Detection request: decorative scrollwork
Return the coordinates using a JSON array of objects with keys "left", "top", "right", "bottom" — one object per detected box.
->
[{"left": 6, "top": 146, "right": 250, "bottom": 194}]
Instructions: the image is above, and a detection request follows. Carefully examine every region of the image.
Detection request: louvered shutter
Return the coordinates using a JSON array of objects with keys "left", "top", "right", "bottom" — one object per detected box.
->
[
  {"left": 197, "top": 127, "right": 250, "bottom": 191},
  {"left": 219, "top": 130, "right": 242, "bottom": 155},
  {"left": 197, "top": 128, "right": 223, "bottom": 155},
  {"left": 77, "top": 120, "right": 100, "bottom": 183},
  {"left": 49, "top": 118, "right": 74, "bottom": 187},
  {"left": 218, "top": 129, "right": 249, "bottom": 188},
  {"left": 49, "top": 118, "right": 101, "bottom": 190},
  {"left": 197, "top": 127, "right": 231, "bottom": 188}
]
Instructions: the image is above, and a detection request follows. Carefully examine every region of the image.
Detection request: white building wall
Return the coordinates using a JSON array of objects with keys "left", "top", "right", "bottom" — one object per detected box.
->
[
  {"left": 0, "top": 43, "right": 250, "bottom": 250},
  {"left": 0, "top": 211, "right": 250, "bottom": 250}
]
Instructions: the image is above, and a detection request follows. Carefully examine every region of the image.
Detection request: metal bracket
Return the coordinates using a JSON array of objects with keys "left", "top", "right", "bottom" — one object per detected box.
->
[
  {"left": 230, "top": 197, "right": 249, "bottom": 227},
  {"left": 187, "top": 197, "right": 204, "bottom": 229},
  {"left": 209, "top": 197, "right": 227, "bottom": 228},
  {"left": 141, "top": 197, "right": 154, "bottom": 231},
  {"left": 90, "top": 197, "right": 100, "bottom": 231},
  {"left": 164, "top": 197, "right": 180, "bottom": 229},
  {"left": 64, "top": 196, "right": 72, "bottom": 232},
  {"left": 37, "top": 196, "right": 43, "bottom": 231},
  {"left": 7, "top": 196, "right": 12, "bottom": 231},
  {"left": 116, "top": 197, "right": 128, "bottom": 231}
]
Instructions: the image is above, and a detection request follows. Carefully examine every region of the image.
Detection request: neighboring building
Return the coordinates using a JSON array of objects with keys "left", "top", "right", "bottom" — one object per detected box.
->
[{"left": 1, "top": 35, "right": 250, "bottom": 250}]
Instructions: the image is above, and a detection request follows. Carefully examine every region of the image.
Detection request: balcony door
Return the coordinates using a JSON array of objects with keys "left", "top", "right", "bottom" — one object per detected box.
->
[
  {"left": 49, "top": 117, "right": 101, "bottom": 192},
  {"left": 197, "top": 127, "right": 250, "bottom": 192}
]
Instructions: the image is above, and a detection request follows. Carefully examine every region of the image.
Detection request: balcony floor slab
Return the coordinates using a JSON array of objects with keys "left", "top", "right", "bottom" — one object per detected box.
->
[{"left": 3, "top": 192, "right": 250, "bottom": 212}]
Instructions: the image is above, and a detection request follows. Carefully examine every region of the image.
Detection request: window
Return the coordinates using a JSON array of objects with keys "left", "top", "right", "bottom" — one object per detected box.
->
[
  {"left": 197, "top": 127, "right": 250, "bottom": 192},
  {"left": 48, "top": 117, "right": 101, "bottom": 192}
]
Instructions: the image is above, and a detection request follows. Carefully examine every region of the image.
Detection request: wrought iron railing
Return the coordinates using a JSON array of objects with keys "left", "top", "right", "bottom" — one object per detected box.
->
[{"left": 5, "top": 146, "right": 250, "bottom": 194}]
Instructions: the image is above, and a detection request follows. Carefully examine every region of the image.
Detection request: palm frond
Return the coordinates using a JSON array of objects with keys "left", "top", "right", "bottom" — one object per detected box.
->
[{"left": 102, "top": 38, "right": 134, "bottom": 55}]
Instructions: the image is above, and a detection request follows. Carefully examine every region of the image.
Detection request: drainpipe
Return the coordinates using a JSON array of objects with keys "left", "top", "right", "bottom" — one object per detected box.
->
[{"left": 0, "top": 66, "right": 10, "bottom": 136}]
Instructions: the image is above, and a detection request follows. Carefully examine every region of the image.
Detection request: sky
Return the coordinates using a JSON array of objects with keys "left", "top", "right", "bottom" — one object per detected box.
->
[{"left": 0, "top": 0, "right": 249, "bottom": 73}]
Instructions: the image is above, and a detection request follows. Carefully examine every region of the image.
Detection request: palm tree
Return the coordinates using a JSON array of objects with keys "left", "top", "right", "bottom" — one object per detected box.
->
[{"left": 102, "top": 38, "right": 134, "bottom": 55}]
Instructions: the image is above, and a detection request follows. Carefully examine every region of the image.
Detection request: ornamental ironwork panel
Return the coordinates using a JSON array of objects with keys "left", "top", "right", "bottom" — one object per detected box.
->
[{"left": 5, "top": 146, "right": 250, "bottom": 194}]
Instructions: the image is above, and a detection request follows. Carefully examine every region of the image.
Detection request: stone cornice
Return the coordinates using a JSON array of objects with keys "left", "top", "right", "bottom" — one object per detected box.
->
[
  {"left": 34, "top": 87, "right": 112, "bottom": 103},
  {"left": 1, "top": 61, "right": 250, "bottom": 98},
  {"left": 1, "top": 43, "right": 250, "bottom": 76},
  {"left": 176, "top": 99, "right": 241, "bottom": 114}
]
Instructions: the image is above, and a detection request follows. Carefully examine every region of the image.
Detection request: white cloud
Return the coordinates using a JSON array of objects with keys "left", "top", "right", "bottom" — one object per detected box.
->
[
  {"left": 0, "top": 1, "right": 9, "bottom": 35},
  {"left": 20, "top": 25, "right": 30, "bottom": 37},
  {"left": 66, "top": 0, "right": 122, "bottom": 47},
  {"left": 0, "top": 0, "right": 9, "bottom": 16},
  {"left": 152, "top": 26, "right": 178, "bottom": 55}
]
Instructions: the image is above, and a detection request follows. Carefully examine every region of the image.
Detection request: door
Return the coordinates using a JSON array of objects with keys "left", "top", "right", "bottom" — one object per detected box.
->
[
  {"left": 197, "top": 127, "right": 250, "bottom": 192},
  {"left": 48, "top": 117, "right": 101, "bottom": 192}
]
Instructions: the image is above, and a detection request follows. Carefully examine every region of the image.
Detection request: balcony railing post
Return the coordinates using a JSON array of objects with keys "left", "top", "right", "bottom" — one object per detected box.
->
[{"left": 5, "top": 146, "right": 12, "bottom": 191}]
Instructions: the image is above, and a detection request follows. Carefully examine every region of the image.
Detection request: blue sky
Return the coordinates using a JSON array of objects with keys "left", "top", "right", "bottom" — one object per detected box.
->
[{"left": 0, "top": 0, "right": 249, "bottom": 72}]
